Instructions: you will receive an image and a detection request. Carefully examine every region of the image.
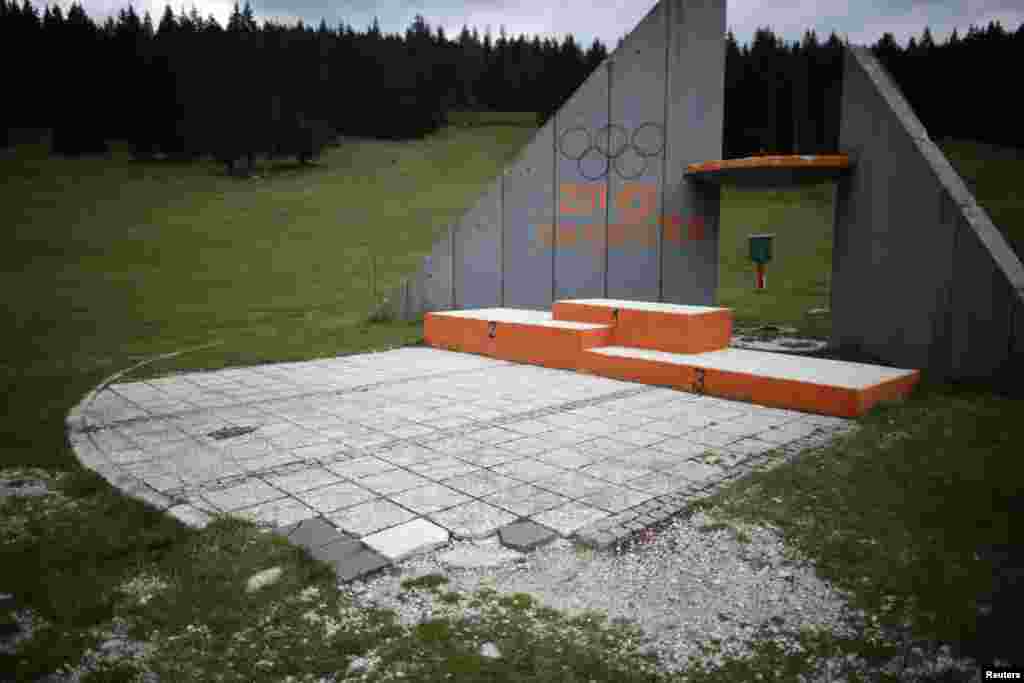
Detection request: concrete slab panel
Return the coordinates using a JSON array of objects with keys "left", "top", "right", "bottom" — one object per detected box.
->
[
  {"left": 454, "top": 176, "right": 503, "bottom": 309},
  {"left": 429, "top": 500, "right": 517, "bottom": 540},
  {"left": 834, "top": 46, "right": 1024, "bottom": 381},
  {"left": 503, "top": 120, "right": 557, "bottom": 309},
  {"left": 606, "top": 0, "right": 667, "bottom": 303},
  {"left": 326, "top": 498, "right": 416, "bottom": 536},
  {"left": 363, "top": 518, "right": 450, "bottom": 562},
  {"left": 532, "top": 501, "right": 610, "bottom": 537},
  {"left": 555, "top": 51, "right": 610, "bottom": 300},
  {"left": 424, "top": 226, "right": 455, "bottom": 312},
  {"left": 498, "top": 520, "right": 559, "bottom": 552},
  {"left": 276, "top": 516, "right": 348, "bottom": 549}
]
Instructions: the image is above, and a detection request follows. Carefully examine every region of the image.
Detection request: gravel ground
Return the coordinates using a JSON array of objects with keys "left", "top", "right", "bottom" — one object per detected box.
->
[{"left": 346, "top": 508, "right": 855, "bottom": 675}]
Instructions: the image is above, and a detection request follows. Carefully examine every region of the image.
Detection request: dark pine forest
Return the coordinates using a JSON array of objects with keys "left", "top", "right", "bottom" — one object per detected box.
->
[{"left": 1, "top": 0, "right": 1021, "bottom": 172}]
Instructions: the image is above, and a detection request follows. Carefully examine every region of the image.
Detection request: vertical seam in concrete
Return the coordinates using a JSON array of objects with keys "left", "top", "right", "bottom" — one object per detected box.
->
[
  {"left": 449, "top": 223, "right": 455, "bottom": 308},
  {"left": 552, "top": 114, "right": 558, "bottom": 305},
  {"left": 945, "top": 199, "right": 959, "bottom": 374},
  {"left": 604, "top": 60, "right": 612, "bottom": 299},
  {"left": 658, "top": 0, "right": 671, "bottom": 303},
  {"left": 500, "top": 171, "right": 505, "bottom": 306}
]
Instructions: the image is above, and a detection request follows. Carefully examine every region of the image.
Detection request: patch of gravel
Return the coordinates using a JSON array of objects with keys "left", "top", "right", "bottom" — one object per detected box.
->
[{"left": 345, "top": 508, "right": 854, "bottom": 674}]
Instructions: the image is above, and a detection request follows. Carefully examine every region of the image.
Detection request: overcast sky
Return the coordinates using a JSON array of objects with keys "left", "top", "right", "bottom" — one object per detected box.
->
[{"left": 69, "top": 0, "right": 1023, "bottom": 49}]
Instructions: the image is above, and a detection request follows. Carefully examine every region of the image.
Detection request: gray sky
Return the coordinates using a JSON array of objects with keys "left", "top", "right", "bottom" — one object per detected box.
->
[{"left": 70, "top": 0, "right": 1022, "bottom": 49}]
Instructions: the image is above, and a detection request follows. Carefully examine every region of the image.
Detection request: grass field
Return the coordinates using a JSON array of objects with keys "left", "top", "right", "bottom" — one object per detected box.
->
[{"left": 1, "top": 123, "right": 1022, "bottom": 682}]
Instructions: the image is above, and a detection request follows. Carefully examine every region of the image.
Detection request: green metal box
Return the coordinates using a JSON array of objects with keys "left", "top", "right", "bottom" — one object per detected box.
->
[{"left": 749, "top": 234, "right": 775, "bottom": 264}]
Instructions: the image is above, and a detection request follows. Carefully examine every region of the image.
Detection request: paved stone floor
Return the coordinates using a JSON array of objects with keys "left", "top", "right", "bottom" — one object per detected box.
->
[{"left": 66, "top": 347, "right": 853, "bottom": 582}]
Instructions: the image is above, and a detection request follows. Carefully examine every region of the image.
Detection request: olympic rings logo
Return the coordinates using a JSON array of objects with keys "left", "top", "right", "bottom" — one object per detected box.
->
[{"left": 558, "top": 122, "right": 666, "bottom": 181}]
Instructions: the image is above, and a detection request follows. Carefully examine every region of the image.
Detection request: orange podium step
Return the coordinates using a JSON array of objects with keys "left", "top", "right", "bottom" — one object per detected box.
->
[
  {"left": 423, "top": 301, "right": 921, "bottom": 418},
  {"left": 552, "top": 299, "right": 732, "bottom": 354},
  {"left": 579, "top": 346, "right": 920, "bottom": 418},
  {"left": 424, "top": 308, "right": 613, "bottom": 371}
]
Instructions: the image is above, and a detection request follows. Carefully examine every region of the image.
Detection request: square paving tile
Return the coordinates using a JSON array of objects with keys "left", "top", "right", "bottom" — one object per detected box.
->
[
  {"left": 389, "top": 483, "right": 472, "bottom": 514},
  {"left": 620, "top": 471, "right": 688, "bottom": 496},
  {"left": 499, "top": 437, "right": 558, "bottom": 456},
  {"left": 324, "top": 455, "right": 400, "bottom": 480},
  {"left": 608, "top": 430, "right": 669, "bottom": 448},
  {"left": 277, "top": 517, "right": 348, "bottom": 549},
  {"left": 492, "top": 458, "right": 566, "bottom": 484},
  {"left": 685, "top": 428, "right": 746, "bottom": 448},
  {"left": 357, "top": 469, "right": 435, "bottom": 496},
  {"left": 288, "top": 442, "right": 351, "bottom": 462},
  {"left": 453, "top": 446, "right": 525, "bottom": 468},
  {"left": 408, "top": 456, "right": 480, "bottom": 481},
  {"left": 533, "top": 448, "right": 600, "bottom": 470},
  {"left": 640, "top": 417, "right": 714, "bottom": 436},
  {"left": 568, "top": 421, "right": 620, "bottom": 437},
  {"left": 650, "top": 438, "right": 717, "bottom": 458},
  {"left": 387, "top": 424, "right": 438, "bottom": 439},
  {"left": 243, "top": 450, "right": 305, "bottom": 471},
  {"left": 719, "top": 438, "right": 779, "bottom": 457},
  {"left": 502, "top": 420, "right": 557, "bottom": 436},
  {"left": 540, "top": 430, "right": 596, "bottom": 448},
  {"left": 228, "top": 496, "right": 318, "bottom": 528},
  {"left": 201, "top": 479, "right": 289, "bottom": 512},
  {"left": 362, "top": 518, "right": 450, "bottom": 562},
  {"left": 208, "top": 437, "right": 280, "bottom": 461},
  {"left": 538, "top": 413, "right": 596, "bottom": 428},
  {"left": 264, "top": 467, "right": 344, "bottom": 495},
  {"left": 327, "top": 498, "right": 417, "bottom": 536},
  {"left": 483, "top": 484, "right": 572, "bottom": 517},
  {"left": 429, "top": 500, "right": 517, "bottom": 540},
  {"left": 374, "top": 443, "right": 440, "bottom": 467},
  {"left": 104, "top": 449, "right": 156, "bottom": 467},
  {"left": 440, "top": 470, "right": 522, "bottom": 497},
  {"left": 308, "top": 537, "right": 390, "bottom": 583},
  {"left": 756, "top": 421, "right": 824, "bottom": 444},
  {"left": 532, "top": 502, "right": 610, "bottom": 537},
  {"left": 579, "top": 461, "right": 652, "bottom": 486},
  {"left": 532, "top": 470, "right": 610, "bottom": 499},
  {"left": 464, "top": 427, "right": 525, "bottom": 444},
  {"left": 573, "top": 437, "right": 642, "bottom": 459},
  {"left": 666, "top": 460, "right": 724, "bottom": 485},
  {"left": 577, "top": 485, "right": 652, "bottom": 513},
  {"left": 295, "top": 481, "right": 377, "bottom": 513},
  {"left": 418, "top": 437, "right": 482, "bottom": 456},
  {"left": 604, "top": 414, "right": 659, "bottom": 428}
]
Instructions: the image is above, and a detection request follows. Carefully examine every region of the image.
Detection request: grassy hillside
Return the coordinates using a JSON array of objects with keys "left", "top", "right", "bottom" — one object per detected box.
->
[{"left": 1, "top": 125, "right": 1022, "bottom": 682}]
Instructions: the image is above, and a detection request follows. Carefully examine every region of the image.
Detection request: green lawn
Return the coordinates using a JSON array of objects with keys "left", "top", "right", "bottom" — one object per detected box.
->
[{"left": 1, "top": 125, "right": 1022, "bottom": 682}]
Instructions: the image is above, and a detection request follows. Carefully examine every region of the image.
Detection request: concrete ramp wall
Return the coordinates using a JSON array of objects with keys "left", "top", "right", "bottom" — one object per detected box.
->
[
  {"left": 376, "top": 0, "right": 726, "bottom": 321},
  {"left": 831, "top": 46, "right": 1024, "bottom": 382}
]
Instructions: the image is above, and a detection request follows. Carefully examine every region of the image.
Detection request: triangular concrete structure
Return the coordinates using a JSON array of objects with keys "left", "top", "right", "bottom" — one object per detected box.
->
[
  {"left": 830, "top": 46, "right": 1024, "bottom": 381},
  {"left": 382, "top": 0, "right": 727, "bottom": 317}
]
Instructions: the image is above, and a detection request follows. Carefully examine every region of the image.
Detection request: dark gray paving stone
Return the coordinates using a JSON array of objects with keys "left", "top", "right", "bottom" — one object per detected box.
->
[
  {"left": 308, "top": 537, "right": 391, "bottom": 582},
  {"left": 276, "top": 517, "right": 349, "bottom": 550},
  {"left": 498, "top": 520, "right": 557, "bottom": 552}
]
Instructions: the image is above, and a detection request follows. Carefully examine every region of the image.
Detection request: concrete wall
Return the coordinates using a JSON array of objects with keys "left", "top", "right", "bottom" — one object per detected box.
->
[
  {"left": 378, "top": 0, "right": 725, "bottom": 320},
  {"left": 832, "top": 46, "right": 1024, "bottom": 381}
]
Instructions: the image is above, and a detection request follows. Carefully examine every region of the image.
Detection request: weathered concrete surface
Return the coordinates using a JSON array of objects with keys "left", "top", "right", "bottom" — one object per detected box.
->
[
  {"left": 606, "top": 0, "right": 667, "bottom": 302},
  {"left": 555, "top": 42, "right": 611, "bottom": 301},
  {"left": 380, "top": 0, "right": 727, "bottom": 321},
  {"left": 661, "top": 0, "right": 725, "bottom": 307},
  {"left": 454, "top": 176, "right": 503, "bottom": 309},
  {"left": 831, "top": 46, "right": 1024, "bottom": 382},
  {"left": 503, "top": 121, "right": 557, "bottom": 308}
]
